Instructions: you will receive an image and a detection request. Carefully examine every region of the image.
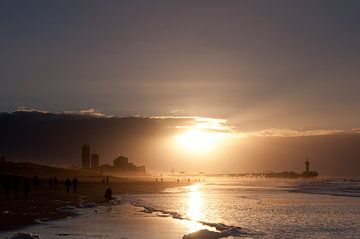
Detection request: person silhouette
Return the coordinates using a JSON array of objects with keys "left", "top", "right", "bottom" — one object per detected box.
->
[
  {"left": 49, "top": 177, "right": 53, "bottom": 189},
  {"left": 23, "top": 179, "right": 30, "bottom": 199},
  {"left": 13, "top": 176, "right": 21, "bottom": 199},
  {"left": 65, "top": 178, "right": 71, "bottom": 193},
  {"left": 2, "top": 176, "right": 11, "bottom": 198},
  {"left": 32, "top": 176, "right": 40, "bottom": 190},
  {"left": 72, "top": 177, "right": 78, "bottom": 193},
  {"left": 53, "top": 176, "right": 58, "bottom": 189},
  {"left": 104, "top": 187, "right": 113, "bottom": 201}
]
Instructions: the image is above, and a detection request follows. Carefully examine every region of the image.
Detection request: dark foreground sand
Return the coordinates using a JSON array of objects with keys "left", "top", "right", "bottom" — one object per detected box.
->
[{"left": 0, "top": 178, "right": 188, "bottom": 231}]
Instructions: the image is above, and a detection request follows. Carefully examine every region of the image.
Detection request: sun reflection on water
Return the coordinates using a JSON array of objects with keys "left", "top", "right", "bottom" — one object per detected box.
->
[{"left": 187, "top": 183, "right": 202, "bottom": 221}]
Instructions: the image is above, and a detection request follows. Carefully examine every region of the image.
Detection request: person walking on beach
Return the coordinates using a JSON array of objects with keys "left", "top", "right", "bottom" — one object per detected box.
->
[
  {"left": 23, "top": 179, "right": 30, "bottom": 199},
  {"left": 32, "top": 176, "right": 40, "bottom": 190},
  {"left": 65, "top": 178, "right": 71, "bottom": 193},
  {"left": 104, "top": 187, "right": 113, "bottom": 201},
  {"left": 2, "top": 176, "right": 11, "bottom": 198},
  {"left": 72, "top": 177, "right": 78, "bottom": 193},
  {"left": 13, "top": 176, "right": 20, "bottom": 199},
  {"left": 106, "top": 177, "right": 109, "bottom": 185},
  {"left": 49, "top": 177, "right": 53, "bottom": 189},
  {"left": 53, "top": 176, "right": 58, "bottom": 189}
]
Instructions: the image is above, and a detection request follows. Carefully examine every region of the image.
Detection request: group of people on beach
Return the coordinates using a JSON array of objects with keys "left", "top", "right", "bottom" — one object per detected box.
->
[
  {"left": 48, "top": 176, "right": 58, "bottom": 189},
  {"left": 0, "top": 175, "right": 81, "bottom": 199},
  {"left": 2, "top": 174, "right": 117, "bottom": 202},
  {"left": 65, "top": 177, "right": 78, "bottom": 193},
  {"left": 0, "top": 175, "right": 42, "bottom": 199}
]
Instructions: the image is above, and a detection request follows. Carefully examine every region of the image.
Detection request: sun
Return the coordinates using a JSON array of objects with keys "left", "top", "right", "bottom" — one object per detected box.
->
[{"left": 174, "top": 129, "right": 223, "bottom": 153}]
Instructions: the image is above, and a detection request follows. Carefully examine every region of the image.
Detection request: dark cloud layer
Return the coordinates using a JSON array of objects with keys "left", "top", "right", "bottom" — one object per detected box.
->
[{"left": 0, "top": 110, "right": 185, "bottom": 167}]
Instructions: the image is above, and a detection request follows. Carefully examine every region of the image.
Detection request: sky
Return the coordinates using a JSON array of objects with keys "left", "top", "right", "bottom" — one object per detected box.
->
[
  {"left": 1, "top": 1, "right": 360, "bottom": 176},
  {"left": 1, "top": 0, "right": 360, "bottom": 131}
]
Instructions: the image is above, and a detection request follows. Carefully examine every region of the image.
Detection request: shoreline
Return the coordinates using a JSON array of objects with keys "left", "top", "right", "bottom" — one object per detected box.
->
[{"left": 0, "top": 178, "right": 189, "bottom": 232}]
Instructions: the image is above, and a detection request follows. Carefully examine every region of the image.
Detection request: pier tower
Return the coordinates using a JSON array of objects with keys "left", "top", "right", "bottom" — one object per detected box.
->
[{"left": 305, "top": 157, "right": 310, "bottom": 172}]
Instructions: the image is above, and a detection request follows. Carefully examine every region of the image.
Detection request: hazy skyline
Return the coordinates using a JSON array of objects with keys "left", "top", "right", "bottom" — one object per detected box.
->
[
  {"left": 1, "top": 110, "right": 359, "bottom": 176},
  {"left": 1, "top": 1, "right": 360, "bottom": 131}
]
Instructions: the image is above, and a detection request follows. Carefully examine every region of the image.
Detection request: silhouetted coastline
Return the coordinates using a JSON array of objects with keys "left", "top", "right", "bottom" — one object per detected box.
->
[{"left": 0, "top": 160, "right": 189, "bottom": 231}]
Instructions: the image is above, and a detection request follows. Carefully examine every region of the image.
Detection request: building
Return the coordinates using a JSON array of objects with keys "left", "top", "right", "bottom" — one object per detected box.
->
[
  {"left": 112, "top": 155, "right": 145, "bottom": 173},
  {"left": 113, "top": 155, "right": 129, "bottom": 168},
  {"left": 91, "top": 153, "right": 100, "bottom": 168},
  {"left": 81, "top": 144, "right": 90, "bottom": 168}
]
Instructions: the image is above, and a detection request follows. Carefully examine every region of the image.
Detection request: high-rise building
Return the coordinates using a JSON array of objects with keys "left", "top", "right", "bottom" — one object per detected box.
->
[
  {"left": 91, "top": 153, "right": 100, "bottom": 168},
  {"left": 81, "top": 144, "right": 90, "bottom": 168}
]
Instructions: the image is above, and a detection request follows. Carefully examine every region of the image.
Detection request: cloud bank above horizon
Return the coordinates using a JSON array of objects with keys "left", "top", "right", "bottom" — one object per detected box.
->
[
  {"left": 10, "top": 108, "right": 360, "bottom": 138},
  {"left": 1, "top": 109, "right": 360, "bottom": 176}
]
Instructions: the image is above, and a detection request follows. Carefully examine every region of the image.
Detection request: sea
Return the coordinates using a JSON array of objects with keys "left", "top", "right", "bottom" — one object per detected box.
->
[{"left": 1, "top": 178, "right": 360, "bottom": 239}]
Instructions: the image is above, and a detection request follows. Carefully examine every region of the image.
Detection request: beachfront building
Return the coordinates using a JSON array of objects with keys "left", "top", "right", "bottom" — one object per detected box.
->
[
  {"left": 113, "top": 155, "right": 146, "bottom": 173},
  {"left": 113, "top": 155, "right": 129, "bottom": 168},
  {"left": 81, "top": 144, "right": 90, "bottom": 168},
  {"left": 91, "top": 153, "right": 100, "bottom": 168}
]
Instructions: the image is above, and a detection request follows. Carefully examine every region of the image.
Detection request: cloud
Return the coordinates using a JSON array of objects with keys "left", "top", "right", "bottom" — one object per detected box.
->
[
  {"left": 244, "top": 128, "right": 350, "bottom": 137},
  {"left": 64, "top": 109, "right": 109, "bottom": 118},
  {"left": 14, "top": 107, "right": 50, "bottom": 114},
  {"left": 14, "top": 107, "right": 109, "bottom": 118}
]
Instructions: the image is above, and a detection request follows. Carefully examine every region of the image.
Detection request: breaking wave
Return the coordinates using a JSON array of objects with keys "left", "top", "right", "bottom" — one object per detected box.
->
[
  {"left": 129, "top": 200, "right": 259, "bottom": 239},
  {"left": 290, "top": 178, "right": 360, "bottom": 197}
]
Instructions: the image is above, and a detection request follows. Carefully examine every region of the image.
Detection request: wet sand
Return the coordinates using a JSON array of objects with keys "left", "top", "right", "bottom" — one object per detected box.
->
[{"left": 0, "top": 178, "right": 188, "bottom": 231}]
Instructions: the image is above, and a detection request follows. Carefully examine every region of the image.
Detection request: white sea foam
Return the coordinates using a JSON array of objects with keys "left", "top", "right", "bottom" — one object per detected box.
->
[
  {"left": 130, "top": 201, "right": 250, "bottom": 238},
  {"left": 56, "top": 206, "right": 76, "bottom": 212},
  {"left": 10, "top": 232, "right": 40, "bottom": 239},
  {"left": 77, "top": 202, "right": 98, "bottom": 208}
]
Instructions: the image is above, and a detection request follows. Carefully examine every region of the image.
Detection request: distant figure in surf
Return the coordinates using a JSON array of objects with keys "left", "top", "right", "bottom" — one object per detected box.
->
[
  {"left": 104, "top": 187, "right": 113, "bottom": 201},
  {"left": 102, "top": 179, "right": 105, "bottom": 184},
  {"left": 106, "top": 177, "right": 109, "bottom": 185},
  {"left": 72, "top": 177, "right": 78, "bottom": 193},
  {"left": 65, "top": 178, "right": 71, "bottom": 193}
]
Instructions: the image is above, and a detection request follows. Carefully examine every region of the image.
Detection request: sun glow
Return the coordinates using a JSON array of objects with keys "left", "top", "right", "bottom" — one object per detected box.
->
[{"left": 174, "top": 129, "right": 224, "bottom": 153}]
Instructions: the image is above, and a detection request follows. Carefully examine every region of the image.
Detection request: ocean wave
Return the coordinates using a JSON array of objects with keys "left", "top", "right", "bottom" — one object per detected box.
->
[
  {"left": 290, "top": 179, "right": 360, "bottom": 198},
  {"left": 183, "top": 227, "right": 245, "bottom": 239},
  {"left": 129, "top": 201, "right": 257, "bottom": 238}
]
